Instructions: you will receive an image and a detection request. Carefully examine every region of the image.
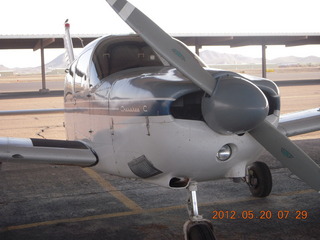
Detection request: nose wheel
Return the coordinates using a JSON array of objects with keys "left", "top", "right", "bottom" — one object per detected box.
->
[
  {"left": 246, "top": 161, "right": 272, "bottom": 198},
  {"left": 184, "top": 182, "right": 216, "bottom": 240},
  {"left": 184, "top": 221, "right": 216, "bottom": 240}
]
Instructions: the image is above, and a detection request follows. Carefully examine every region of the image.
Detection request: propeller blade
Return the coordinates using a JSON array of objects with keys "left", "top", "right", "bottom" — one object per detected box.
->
[
  {"left": 105, "top": 0, "right": 269, "bottom": 134},
  {"left": 105, "top": 0, "right": 216, "bottom": 94},
  {"left": 250, "top": 120, "right": 320, "bottom": 192}
]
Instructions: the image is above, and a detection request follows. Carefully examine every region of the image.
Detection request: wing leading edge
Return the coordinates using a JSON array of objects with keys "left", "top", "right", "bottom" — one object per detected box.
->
[
  {"left": 0, "top": 137, "right": 98, "bottom": 167},
  {"left": 0, "top": 109, "right": 64, "bottom": 116},
  {"left": 278, "top": 108, "right": 320, "bottom": 137}
]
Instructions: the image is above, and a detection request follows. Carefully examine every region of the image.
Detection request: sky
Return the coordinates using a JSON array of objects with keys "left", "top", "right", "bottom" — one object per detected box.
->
[{"left": 1, "top": 0, "right": 320, "bottom": 68}]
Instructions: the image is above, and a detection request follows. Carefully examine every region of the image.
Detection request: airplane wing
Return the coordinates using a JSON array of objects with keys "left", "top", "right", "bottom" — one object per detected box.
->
[
  {"left": 0, "top": 109, "right": 98, "bottom": 167},
  {"left": 0, "top": 137, "right": 98, "bottom": 167},
  {"left": 278, "top": 108, "right": 320, "bottom": 137},
  {"left": 0, "top": 19, "right": 91, "bottom": 168},
  {"left": 0, "top": 109, "right": 65, "bottom": 116}
]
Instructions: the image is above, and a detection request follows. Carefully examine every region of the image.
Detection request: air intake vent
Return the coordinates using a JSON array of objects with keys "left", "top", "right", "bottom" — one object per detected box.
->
[{"left": 128, "top": 155, "right": 162, "bottom": 178}]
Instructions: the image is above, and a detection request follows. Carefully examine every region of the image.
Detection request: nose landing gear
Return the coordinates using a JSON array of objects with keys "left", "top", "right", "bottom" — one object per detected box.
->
[
  {"left": 246, "top": 161, "right": 272, "bottom": 198},
  {"left": 184, "top": 182, "right": 216, "bottom": 240},
  {"left": 182, "top": 161, "right": 272, "bottom": 239}
]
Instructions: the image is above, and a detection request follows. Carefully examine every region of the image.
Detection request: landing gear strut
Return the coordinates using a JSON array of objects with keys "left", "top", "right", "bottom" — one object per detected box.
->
[{"left": 184, "top": 182, "right": 216, "bottom": 240}]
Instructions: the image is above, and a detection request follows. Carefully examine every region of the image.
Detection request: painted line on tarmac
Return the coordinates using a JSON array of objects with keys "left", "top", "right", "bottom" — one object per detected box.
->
[
  {"left": 82, "top": 168, "right": 142, "bottom": 211},
  {"left": 0, "top": 210, "right": 143, "bottom": 232},
  {"left": 0, "top": 188, "right": 315, "bottom": 233}
]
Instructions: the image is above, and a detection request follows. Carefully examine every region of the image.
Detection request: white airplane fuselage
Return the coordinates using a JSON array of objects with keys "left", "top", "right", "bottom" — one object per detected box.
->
[{"left": 64, "top": 35, "right": 280, "bottom": 188}]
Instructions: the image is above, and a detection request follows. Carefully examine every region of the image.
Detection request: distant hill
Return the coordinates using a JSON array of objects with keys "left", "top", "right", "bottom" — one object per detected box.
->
[
  {"left": 46, "top": 53, "right": 68, "bottom": 69},
  {"left": 1, "top": 51, "right": 320, "bottom": 74},
  {"left": 0, "top": 54, "right": 68, "bottom": 74},
  {"left": 268, "top": 55, "right": 320, "bottom": 64},
  {"left": 0, "top": 65, "right": 10, "bottom": 71},
  {"left": 200, "top": 50, "right": 261, "bottom": 65},
  {"left": 200, "top": 50, "right": 320, "bottom": 66}
]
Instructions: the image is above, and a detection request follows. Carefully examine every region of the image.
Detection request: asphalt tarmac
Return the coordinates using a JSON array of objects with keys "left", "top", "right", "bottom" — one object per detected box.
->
[
  {"left": 1, "top": 154, "right": 320, "bottom": 240},
  {"left": 0, "top": 78, "right": 319, "bottom": 240}
]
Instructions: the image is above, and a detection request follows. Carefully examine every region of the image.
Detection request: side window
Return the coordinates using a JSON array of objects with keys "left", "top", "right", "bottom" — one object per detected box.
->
[
  {"left": 74, "top": 50, "right": 91, "bottom": 92},
  {"left": 69, "top": 60, "right": 76, "bottom": 77},
  {"left": 76, "top": 50, "right": 91, "bottom": 76},
  {"left": 64, "top": 60, "right": 77, "bottom": 95},
  {"left": 89, "top": 63, "right": 100, "bottom": 87}
]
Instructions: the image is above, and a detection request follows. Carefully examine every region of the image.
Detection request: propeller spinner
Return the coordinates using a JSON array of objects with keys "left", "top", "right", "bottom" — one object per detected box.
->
[{"left": 202, "top": 74, "right": 269, "bottom": 134}]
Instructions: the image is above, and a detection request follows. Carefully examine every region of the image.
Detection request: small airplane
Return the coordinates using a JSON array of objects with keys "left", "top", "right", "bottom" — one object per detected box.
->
[{"left": 1, "top": 0, "right": 320, "bottom": 239}]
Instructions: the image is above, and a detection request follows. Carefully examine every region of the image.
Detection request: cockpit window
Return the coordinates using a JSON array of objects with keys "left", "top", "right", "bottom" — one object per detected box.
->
[
  {"left": 93, "top": 37, "right": 164, "bottom": 79},
  {"left": 92, "top": 36, "right": 206, "bottom": 80},
  {"left": 107, "top": 43, "right": 163, "bottom": 75}
]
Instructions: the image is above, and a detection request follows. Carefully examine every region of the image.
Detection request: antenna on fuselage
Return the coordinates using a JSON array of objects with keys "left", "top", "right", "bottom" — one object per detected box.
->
[{"left": 64, "top": 19, "right": 75, "bottom": 65}]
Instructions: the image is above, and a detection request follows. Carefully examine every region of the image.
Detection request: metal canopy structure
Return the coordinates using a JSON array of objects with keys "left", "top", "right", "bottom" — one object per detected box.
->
[
  {"left": 1, "top": 33, "right": 320, "bottom": 49},
  {"left": 0, "top": 34, "right": 97, "bottom": 50},
  {"left": 176, "top": 33, "right": 320, "bottom": 47},
  {"left": 1, "top": 33, "right": 319, "bottom": 91}
]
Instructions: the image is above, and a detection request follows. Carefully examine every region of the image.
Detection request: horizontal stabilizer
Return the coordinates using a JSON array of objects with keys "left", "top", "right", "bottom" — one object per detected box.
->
[{"left": 0, "top": 137, "right": 98, "bottom": 167}]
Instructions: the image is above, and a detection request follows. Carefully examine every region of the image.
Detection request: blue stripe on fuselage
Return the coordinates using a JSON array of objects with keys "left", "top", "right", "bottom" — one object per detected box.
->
[{"left": 108, "top": 99, "right": 173, "bottom": 116}]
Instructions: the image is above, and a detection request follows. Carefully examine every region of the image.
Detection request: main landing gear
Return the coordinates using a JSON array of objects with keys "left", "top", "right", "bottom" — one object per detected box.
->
[
  {"left": 184, "top": 182, "right": 216, "bottom": 240},
  {"left": 245, "top": 161, "right": 272, "bottom": 198}
]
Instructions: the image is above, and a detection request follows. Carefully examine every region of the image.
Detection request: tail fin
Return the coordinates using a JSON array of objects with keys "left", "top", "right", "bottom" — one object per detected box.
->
[{"left": 64, "top": 19, "right": 75, "bottom": 65}]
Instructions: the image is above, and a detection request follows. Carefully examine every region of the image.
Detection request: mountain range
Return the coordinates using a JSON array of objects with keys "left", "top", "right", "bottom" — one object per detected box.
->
[
  {"left": 1, "top": 51, "right": 320, "bottom": 74},
  {"left": 0, "top": 54, "right": 68, "bottom": 74},
  {"left": 200, "top": 50, "right": 320, "bottom": 65}
]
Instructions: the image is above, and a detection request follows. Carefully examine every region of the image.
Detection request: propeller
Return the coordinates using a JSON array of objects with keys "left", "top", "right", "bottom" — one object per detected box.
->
[
  {"left": 105, "top": 0, "right": 268, "bottom": 135},
  {"left": 105, "top": 0, "right": 320, "bottom": 191},
  {"left": 250, "top": 120, "right": 320, "bottom": 191}
]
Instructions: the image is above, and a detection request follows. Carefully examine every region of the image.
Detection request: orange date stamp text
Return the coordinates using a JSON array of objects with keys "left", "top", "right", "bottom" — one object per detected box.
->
[{"left": 212, "top": 210, "right": 309, "bottom": 220}]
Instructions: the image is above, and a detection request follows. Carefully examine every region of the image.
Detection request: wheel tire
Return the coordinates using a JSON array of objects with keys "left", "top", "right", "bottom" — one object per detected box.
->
[
  {"left": 247, "top": 161, "right": 272, "bottom": 198},
  {"left": 187, "top": 222, "right": 216, "bottom": 240}
]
